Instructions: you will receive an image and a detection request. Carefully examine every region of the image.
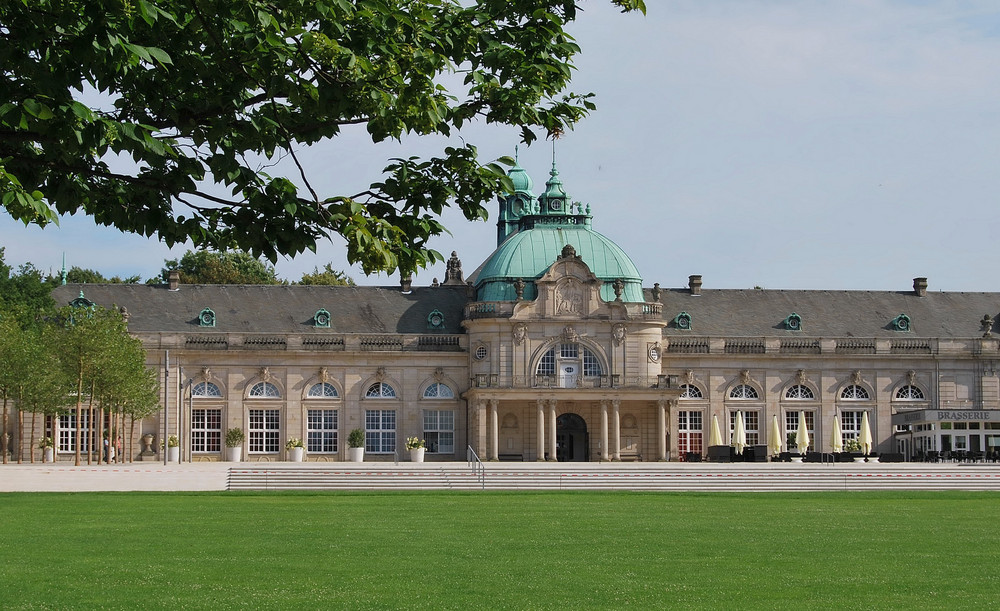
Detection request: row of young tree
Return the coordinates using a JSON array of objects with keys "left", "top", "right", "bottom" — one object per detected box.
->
[
  {"left": 0, "top": 246, "right": 355, "bottom": 287},
  {"left": 0, "top": 304, "right": 160, "bottom": 466}
]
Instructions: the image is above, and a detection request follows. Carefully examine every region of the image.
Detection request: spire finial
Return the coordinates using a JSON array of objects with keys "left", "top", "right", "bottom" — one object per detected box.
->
[
  {"left": 61, "top": 253, "right": 67, "bottom": 286},
  {"left": 515, "top": 144, "right": 519, "bottom": 163}
]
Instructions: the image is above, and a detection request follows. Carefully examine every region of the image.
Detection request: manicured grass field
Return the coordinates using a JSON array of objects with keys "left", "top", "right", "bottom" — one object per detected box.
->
[{"left": 1, "top": 491, "right": 997, "bottom": 609}]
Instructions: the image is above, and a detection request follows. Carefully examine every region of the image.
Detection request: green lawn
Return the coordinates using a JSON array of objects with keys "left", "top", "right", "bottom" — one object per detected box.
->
[{"left": 0, "top": 491, "right": 996, "bottom": 609}]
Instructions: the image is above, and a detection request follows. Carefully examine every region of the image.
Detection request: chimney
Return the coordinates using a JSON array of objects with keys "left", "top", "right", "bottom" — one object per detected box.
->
[
  {"left": 168, "top": 269, "right": 180, "bottom": 291},
  {"left": 689, "top": 274, "right": 702, "bottom": 296},
  {"left": 913, "top": 277, "right": 927, "bottom": 297}
]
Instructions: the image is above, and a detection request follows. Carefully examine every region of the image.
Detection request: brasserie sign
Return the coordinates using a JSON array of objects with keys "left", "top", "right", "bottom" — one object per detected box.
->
[{"left": 892, "top": 409, "right": 1000, "bottom": 425}]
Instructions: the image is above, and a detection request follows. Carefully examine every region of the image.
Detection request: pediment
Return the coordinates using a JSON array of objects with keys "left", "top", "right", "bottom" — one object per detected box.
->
[{"left": 532, "top": 249, "right": 604, "bottom": 318}]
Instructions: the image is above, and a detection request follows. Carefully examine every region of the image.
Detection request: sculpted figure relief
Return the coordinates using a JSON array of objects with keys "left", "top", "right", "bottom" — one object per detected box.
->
[{"left": 556, "top": 279, "right": 583, "bottom": 315}]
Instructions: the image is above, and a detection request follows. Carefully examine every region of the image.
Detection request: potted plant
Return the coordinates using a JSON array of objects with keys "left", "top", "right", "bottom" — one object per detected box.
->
[
  {"left": 285, "top": 437, "right": 305, "bottom": 462},
  {"left": 38, "top": 437, "right": 54, "bottom": 463},
  {"left": 164, "top": 434, "right": 180, "bottom": 462},
  {"left": 786, "top": 433, "right": 802, "bottom": 462},
  {"left": 406, "top": 436, "right": 426, "bottom": 463},
  {"left": 844, "top": 438, "right": 864, "bottom": 462},
  {"left": 347, "top": 428, "right": 365, "bottom": 462},
  {"left": 225, "top": 428, "right": 245, "bottom": 462}
]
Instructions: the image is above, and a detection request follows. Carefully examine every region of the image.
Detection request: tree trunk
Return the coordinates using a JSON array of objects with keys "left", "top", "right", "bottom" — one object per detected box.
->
[
  {"left": 29, "top": 410, "right": 36, "bottom": 463},
  {"left": 17, "top": 409, "right": 23, "bottom": 464},
  {"left": 74, "top": 361, "right": 83, "bottom": 466},
  {"left": 2, "top": 395, "right": 8, "bottom": 465},
  {"left": 128, "top": 416, "right": 135, "bottom": 464}
]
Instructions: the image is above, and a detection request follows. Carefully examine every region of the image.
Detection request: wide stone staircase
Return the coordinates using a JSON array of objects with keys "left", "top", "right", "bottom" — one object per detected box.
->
[{"left": 226, "top": 462, "right": 1000, "bottom": 492}]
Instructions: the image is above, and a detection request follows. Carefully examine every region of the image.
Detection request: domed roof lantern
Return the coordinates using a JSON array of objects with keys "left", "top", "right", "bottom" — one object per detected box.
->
[
  {"left": 537, "top": 146, "right": 569, "bottom": 215},
  {"left": 507, "top": 146, "right": 534, "bottom": 194}
]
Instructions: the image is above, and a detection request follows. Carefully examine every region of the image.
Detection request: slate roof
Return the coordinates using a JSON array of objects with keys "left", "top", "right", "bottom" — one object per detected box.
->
[
  {"left": 654, "top": 288, "right": 1000, "bottom": 339},
  {"left": 51, "top": 283, "right": 1000, "bottom": 340},
  {"left": 51, "top": 284, "right": 469, "bottom": 335}
]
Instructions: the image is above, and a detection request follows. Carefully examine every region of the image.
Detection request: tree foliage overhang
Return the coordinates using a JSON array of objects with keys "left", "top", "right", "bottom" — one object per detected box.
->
[{"left": 0, "top": 0, "right": 645, "bottom": 275}]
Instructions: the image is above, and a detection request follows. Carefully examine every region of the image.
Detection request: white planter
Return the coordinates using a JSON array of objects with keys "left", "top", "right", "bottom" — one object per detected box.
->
[
  {"left": 226, "top": 446, "right": 243, "bottom": 462},
  {"left": 853, "top": 457, "right": 866, "bottom": 463},
  {"left": 790, "top": 456, "right": 803, "bottom": 463},
  {"left": 167, "top": 446, "right": 180, "bottom": 463},
  {"left": 289, "top": 446, "right": 305, "bottom": 462},
  {"left": 410, "top": 447, "right": 425, "bottom": 463},
  {"left": 43, "top": 447, "right": 54, "bottom": 463},
  {"left": 348, "top": 447, "right": 365, "bottom": 462}
]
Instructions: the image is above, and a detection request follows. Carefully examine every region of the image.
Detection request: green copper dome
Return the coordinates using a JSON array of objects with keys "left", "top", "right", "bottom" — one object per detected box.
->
[
  {"left": 478, "top": 156, "right": 643, "bottom": 303},
  {"left": 475, "top": 224, "right": 644, "bottom": 302},
  {"left": 508, "top": 158, "right": 534, "bottom": 194}
]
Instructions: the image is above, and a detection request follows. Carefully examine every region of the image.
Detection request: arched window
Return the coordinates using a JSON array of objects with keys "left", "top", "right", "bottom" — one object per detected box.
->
[
  {"left": 840, "top": 385, "right": 870, "bottom": 400},
  {"left": 423, "top": 383, "right": 454, "bottom": 399},
  {"left": 895, "top": 385, "right": 924, "bottom": 400},
  {"left": 535, "top": 343, "right": 603, "bottom": 377},
  {"left": 784, "top": 385, "right": 814, "bottom": 400},
  {"left": 365, "top": 382, "right": 396, "bottom": 398},
  {"left": 729, "top": 384, "right": 759, "bottom": 400},
  {"left": 679, "top": 384, "right": 703, "bottom": 399},
  {"left": 307, "top": 382, "right": 339, "bottom": 398},
  {"left": 192, "top": 382, "right": 222, "bottom": 398},
  {"left": 248, "top": 382, "right": 280, "bottom": 398}
]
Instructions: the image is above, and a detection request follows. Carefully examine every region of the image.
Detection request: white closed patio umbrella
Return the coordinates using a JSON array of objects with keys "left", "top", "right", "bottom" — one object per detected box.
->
[
  {"left": 860, "top": 411, "right": 874, "bottom": 455},
  {"left": 709, "top": 415, "right": 723, "bottom": 447},
  {"left": 831, "top": 414, "right": 844, "bottom": 454},
  {"left": 768, "top": 415, "right": 782, "bottom": 456},
  {"left": 796, "top": 410, "right": 810, "bottom": 455},
  {"left": 733, "top": 410, "right": 747, "bottom": 455}
]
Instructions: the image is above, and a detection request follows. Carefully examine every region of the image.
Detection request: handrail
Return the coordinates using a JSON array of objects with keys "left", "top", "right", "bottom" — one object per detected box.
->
[
  {"left": 467, "top": 445, "right": 485, "bottom": 490},
  {"left": 393, "top": 450, "right": 399, "bottom": 466}
]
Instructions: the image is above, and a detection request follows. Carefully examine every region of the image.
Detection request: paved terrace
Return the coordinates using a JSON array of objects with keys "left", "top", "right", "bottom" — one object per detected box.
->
[{"left": 4, "top": 461, "right": 1000, "bottom": 492}]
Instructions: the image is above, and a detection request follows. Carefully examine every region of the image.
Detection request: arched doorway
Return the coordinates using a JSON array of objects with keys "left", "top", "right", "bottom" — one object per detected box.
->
[{"left": 556, "top": 413, "right": 588, "bottom": 462}]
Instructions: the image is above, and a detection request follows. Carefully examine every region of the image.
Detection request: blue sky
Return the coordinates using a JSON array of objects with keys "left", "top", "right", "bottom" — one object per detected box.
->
[{"left": 3, "top": 1, "right": 1000, "bottom": 291}]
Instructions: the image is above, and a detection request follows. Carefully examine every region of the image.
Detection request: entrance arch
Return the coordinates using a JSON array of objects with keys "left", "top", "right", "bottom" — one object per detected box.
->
[{"left": 556, "top": 413, "right": 589, "bottom": 462}]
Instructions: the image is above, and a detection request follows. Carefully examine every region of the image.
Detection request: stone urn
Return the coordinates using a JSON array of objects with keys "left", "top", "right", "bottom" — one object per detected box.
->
[{"left": 142, "top": 433, "right": 154, "bottom": 453}]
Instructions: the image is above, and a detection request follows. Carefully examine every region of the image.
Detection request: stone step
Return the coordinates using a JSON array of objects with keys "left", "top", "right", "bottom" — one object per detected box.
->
[{"left": 226, "top": 465, "right": 1000, "bottom": 492}]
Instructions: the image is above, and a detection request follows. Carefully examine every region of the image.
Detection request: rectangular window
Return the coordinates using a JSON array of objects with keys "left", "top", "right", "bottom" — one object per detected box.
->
[
  {"left": 730, "top": 411, "right": 760, "bottom": 446},
  {"left": 58, "top": 412, "right": 93, "bottom": 453},
  {"left": 560, "top": 343, "right": 578, "bottom": 358},
  {"left": 423, "top": 410, "right": 455, "bottom": 454},
  {"left": 191, "top": 409, "right": 222, "bottom": 453},
  {"left": 784, "top": 411, "right": 815, "bottom": 451},
  {"left": 365, "top": 409, "right": 396, "bottom": 453},
  {"left": 249, "top": 409, "right": 280, "bottom": 453},
  {"left": 677, "top": 410, "right": 704, "bottom": 455},
  {"left": 841, "top": 410, "right": 865, "bottom": 441},
  {"left": 307, "top": 409, "right": 338, "bottom": 453}
]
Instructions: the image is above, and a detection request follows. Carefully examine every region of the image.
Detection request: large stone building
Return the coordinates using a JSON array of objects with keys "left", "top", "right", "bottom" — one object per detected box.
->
[{"left": 29, "top": 159, "right": 1000, "bottom": 462}]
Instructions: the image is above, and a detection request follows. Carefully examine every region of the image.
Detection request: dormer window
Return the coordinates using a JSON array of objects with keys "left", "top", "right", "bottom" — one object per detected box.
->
[
  {"left": 199, "top": 308, "right": 216, "bottom": 327},
  {"left": 314, "top": 309, "right": 331, "bottom": 328},
  {"left": 891, "top": 313, "right": 911, "bottom": 332},
  {"left": 427, "top": 309, "right": 445, "bottom": 330},
  {"left": 674, "top": 312, "right": 692, "bottom": 330},
  {"left": 784, "top": 313, "right": 802, "bottom": 331}
]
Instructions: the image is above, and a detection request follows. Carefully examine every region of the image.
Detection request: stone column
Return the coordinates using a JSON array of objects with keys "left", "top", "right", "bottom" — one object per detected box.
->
[
  {"left": 536, "top": 399, "right": 546, "bottom": 461},
  {"left": 548, "top": 399, "right": 558, "bottom": 462},
  {"left": 489, "top": 399, "right": 499, "bottom": 461},
  {"left": 611, "top": 398, "right": 621, "bottom": 461},
  {"left": 657, "top": 399, "right": 667, "bottom": 461},
  {"left": 600, "top": 400, "right": 610, "bottom": 462}
]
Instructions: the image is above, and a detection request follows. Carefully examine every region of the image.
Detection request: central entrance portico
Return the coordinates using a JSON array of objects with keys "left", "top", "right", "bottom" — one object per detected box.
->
[{"left": 556, "top": 413, "right": 588, "bottom": 461}]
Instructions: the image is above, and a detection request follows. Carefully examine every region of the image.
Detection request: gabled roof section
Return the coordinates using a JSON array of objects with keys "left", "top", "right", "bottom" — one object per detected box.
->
[
  {"left": 653, "top": 287, "right": 1000, "bottom": 338},
  {"left": 51, "top": 284, "right": 469, "bottom": 334}
]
